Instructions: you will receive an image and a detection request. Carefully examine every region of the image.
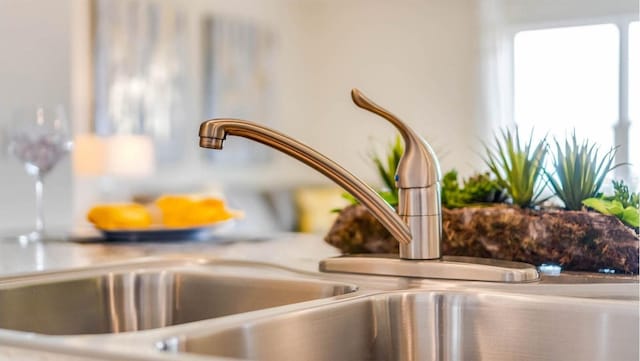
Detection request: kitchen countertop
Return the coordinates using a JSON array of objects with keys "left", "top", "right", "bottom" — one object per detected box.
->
[{"left": 0, "top": 232, "right": 341, "bottom": 277}]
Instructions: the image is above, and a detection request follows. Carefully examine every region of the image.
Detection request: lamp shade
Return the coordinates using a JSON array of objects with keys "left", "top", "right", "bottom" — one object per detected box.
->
[
  {"left": 105, "top": 134, "right": 155, "bottom": 177},
  {"left": 73, "top": 134, "right": 108, "bottom": 176},
  {"left": 73, "top": 134, "right": 155, "bottom": 177}
]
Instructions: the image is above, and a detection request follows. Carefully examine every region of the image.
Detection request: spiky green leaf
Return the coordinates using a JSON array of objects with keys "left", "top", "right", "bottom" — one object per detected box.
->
[
  {"left": 546, "top": 133, "right": 619, "bottom": 210},
  {"left": 483, "top": 128, "right": 548, "bottom": 208}
]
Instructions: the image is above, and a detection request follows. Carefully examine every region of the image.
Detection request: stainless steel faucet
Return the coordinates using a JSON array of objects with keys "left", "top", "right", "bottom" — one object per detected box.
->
[
  {"left": 199, "top": 89, "right": 539, "bottom": 282},
  {"left": 200, "top": 89, "right": 440, "bottom": 260}
]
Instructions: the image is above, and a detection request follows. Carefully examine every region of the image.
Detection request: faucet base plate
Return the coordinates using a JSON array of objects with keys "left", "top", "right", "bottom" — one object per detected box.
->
[{"left": 319, "top": 254, "right": 540, "bottom": 283}]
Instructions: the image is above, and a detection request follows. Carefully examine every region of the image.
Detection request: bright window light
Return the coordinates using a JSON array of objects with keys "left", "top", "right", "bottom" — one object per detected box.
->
[
  {"left": 629, "top": 21, "right": 639, "bottom": 181},
  {"left": 514, "top": 24, "right": 619, "bottom": 151}
]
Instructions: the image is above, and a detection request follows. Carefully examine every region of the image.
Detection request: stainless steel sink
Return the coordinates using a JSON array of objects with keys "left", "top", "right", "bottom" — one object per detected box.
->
[
  {"left": 172, "top": 290, "right": 639, "bottom": 361},
  {"left": 0, "top": 260, "right": 357, "bottom": 335},
  {"left": 0, "top": 256, "right": 637, "bottom": 361}
]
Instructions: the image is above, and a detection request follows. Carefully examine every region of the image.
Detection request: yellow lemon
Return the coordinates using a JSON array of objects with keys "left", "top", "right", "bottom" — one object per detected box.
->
[
  {"left": 87, "top": 204, "right": 152, "bottom": 230},
  {"left": 155, "top": 195, "right": 233, "bottom": 227}
]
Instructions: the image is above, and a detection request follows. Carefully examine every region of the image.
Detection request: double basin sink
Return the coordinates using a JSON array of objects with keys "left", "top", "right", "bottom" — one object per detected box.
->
[{"left": 0, "top": 256, "right": 637, "bottom": 360}]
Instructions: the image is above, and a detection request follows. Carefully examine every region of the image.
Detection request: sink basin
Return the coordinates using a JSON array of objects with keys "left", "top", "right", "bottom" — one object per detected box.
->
[
  {"left": 0, "top": 263, "right": 357, "bottom": 335},
  {"left": 0, "top": 256, "right": 637, "bottom": 361},
  {"left": 174, "top": 290, "right": 639, "bottom": 361}
]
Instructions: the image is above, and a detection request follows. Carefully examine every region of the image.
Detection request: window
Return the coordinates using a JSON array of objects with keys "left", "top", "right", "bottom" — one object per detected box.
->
[
  {"left": 513, "top": 21, "right": 638, "bottom": 187},
  {"left": 629, "top": 22, "right": 639, "bottom": 178},
  {"left": 514, "top": 24, "right": 618, "bottom": 150}
]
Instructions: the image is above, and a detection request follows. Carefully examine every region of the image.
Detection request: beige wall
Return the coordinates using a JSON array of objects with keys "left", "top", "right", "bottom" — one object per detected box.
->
[
  {"left": 294, "top": 0, "right": 484, "bottom": 181},
  {"left": 11, "top": 0, "right": 629, "bottom": 231},
  {"left": 144, "top": 0, "right": 485, "bottom": 190}
]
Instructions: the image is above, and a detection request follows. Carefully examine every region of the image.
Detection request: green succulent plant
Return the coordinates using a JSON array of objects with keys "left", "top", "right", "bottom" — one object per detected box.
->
[
  {"left": 546, "top": 134, "right": 619, "bottom": 210},
  {"left": 463, "top": 172, "right": 508, "bottom": 203},
  {"left": 442, "top": 170, "right": 506, "bottom": 208},
  {"left": 484, "top": 128, "right": 548, "bottom": 208},
  {"left": 583, "top": 180, "right": 639, "bottom": 228}
]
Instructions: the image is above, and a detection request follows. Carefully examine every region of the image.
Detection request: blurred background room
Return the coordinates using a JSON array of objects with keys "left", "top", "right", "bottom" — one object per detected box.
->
[{"left": 0, "top": 0, "right": 637, "bottom": 238}]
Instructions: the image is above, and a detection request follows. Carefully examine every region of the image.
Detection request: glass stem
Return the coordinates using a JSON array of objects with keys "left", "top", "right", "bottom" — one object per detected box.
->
[{"left": 34, "top": 175, "right": 44, "bottom": 234}]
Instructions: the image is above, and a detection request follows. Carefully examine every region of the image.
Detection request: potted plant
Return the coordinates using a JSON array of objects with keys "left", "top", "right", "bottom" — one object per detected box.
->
[{"left": 325, "top": 130, "right": 639, "bottom": 274}]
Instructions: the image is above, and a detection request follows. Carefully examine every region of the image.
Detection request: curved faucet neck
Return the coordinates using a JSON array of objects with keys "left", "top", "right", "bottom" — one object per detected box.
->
[
  {"left": 199, "top": 89, "right": 442, "bottom": 260},
  {"left": 199, "top": 119, "right": 413, "bottom": 245}
]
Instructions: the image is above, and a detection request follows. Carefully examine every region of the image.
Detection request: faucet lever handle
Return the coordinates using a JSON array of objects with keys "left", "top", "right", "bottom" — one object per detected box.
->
[
  {"left": 351, "top": 89, "right": 440, "bottom": 188},
  {"left": 351, "top": 89, "right": 406, "bottom": 133}
]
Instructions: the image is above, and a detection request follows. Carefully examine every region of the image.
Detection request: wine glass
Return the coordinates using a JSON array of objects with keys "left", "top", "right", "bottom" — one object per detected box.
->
[{"left": 6, "top": 105, "right": 72, "bottom": 242}]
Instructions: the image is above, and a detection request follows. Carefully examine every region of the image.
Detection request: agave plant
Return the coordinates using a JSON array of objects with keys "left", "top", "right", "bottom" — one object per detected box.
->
[
  {"left": 484, "top": 128, "right": 548, "bottom": 208},
  {"left": 546, "top": 133, "right": 619, "bottom": 210}
]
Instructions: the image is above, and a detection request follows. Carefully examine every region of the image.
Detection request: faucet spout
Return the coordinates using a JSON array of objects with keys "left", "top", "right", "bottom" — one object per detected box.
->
[{"left": 199, "top": 118, "right": 413, "bottom": 245}]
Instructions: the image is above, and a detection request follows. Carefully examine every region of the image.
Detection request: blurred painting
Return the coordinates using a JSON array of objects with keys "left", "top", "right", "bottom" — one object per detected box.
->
[
  {"left": 202, "top": 16, "right": 276, "bottom": 164},
  {"left": 92, "top": 0, "right": 188, "bottom": 164}
]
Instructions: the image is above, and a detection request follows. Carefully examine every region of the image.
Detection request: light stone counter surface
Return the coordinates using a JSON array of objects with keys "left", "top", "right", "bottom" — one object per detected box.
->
[{"left": 0, "top": 232, "right": 340, "bottom": 277}]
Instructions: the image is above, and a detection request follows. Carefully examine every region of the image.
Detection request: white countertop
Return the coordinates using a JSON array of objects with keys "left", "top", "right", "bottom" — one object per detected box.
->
[{"left": 0, "top": 232, "right": 341, "bottom": 277}]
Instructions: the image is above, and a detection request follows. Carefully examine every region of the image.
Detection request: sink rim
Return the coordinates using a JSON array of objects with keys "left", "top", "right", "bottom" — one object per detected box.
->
[
  {"left": 0, "top": 255, "right": 357, "bottom": 286},
  {"left": 0, "top": 255, "right": 362, "bottom": 337}
]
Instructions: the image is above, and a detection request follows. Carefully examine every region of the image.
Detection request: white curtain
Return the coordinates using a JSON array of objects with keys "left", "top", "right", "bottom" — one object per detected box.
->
[{"left": 476, "top": 0, "right": 514, "bottom": 143}]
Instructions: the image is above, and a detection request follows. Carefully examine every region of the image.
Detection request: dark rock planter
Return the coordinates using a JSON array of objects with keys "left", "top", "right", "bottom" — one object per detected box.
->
[{"left": 325, "top": 204, "right": 639, "bottom": 274}]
